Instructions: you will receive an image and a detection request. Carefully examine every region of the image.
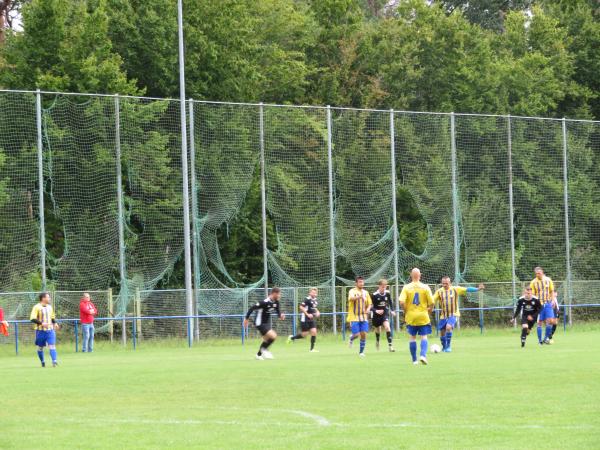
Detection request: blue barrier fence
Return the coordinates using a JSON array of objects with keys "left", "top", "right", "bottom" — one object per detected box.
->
[{"left": 3, "top": 303, "right": 597, "bottom": 356}]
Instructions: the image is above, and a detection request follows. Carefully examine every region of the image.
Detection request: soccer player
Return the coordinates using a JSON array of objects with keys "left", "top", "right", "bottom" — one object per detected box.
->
[
  {"left": 433, "top": 277, "right": 485, "bottom": 352},
  {"left": 511, "top": 286, "right": 542, "bottom": 347},
  {"left": 243, "top": 287, "right": 285, "bottom": 360},
  {"left": 29, "top": 292, "right": 60, "bottom": 367},
  {"left": 347, "top": 276, "right": 372, "bottom": 357},
  {"left": 371, "top": 279, "right": 396, "bottom": 352},
  {"left": 399, "top": 268, "right": 434, "bottom": 365},
  {"left": 287, "top": 287, "right": 320, "bottom": 352},
  {"left": 530, "top": 266, "right": 556, "bottom": 344}
]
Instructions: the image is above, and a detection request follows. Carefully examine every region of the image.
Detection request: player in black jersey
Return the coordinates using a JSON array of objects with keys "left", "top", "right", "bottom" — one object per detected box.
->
[
  {"left": 510, "top": 286, "right": 542, "bottom": 347},
  {"left": 287, "top": 287, "right": 320, "bottom": 352},
  {"left": 371, "top": 279, "right": 396, "bottom": 352},
  {"left": 244, "top": 287, "right": 285, "bottom": 360}
]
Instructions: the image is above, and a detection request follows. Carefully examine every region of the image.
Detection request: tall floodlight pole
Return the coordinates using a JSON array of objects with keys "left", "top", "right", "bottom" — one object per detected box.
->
[{"left": 177, "top": 0, "right": 194, "bottom": 347}]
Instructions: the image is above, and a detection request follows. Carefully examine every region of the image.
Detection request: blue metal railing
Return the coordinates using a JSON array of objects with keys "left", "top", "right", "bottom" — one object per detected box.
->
[{"left": 3, "top": 303, "right": 598, "bottom": 355}]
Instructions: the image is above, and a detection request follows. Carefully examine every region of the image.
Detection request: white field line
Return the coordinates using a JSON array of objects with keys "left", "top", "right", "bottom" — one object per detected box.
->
[{"left": 61, "top": 417, "right": 597, "bottom": 431}]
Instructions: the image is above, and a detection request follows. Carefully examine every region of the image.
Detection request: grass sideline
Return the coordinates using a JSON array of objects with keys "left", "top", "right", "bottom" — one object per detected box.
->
[{"left": 1, "top": 327, "right": 599, "bottom": 449}]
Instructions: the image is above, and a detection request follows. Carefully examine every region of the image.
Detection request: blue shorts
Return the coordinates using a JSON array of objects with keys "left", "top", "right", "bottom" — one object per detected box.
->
[
  {"left": 351, "top": 321, "right": 369, "bottom": 334},
  {"left": 438, "top": 316, "right": 457, "bottom": 331},
  {"left": 539, "top": 304, "right": 556, "bottom": 322},
  {"left": 35, "top": 330, "right": 56, "bottom": 347},
  {"left": 407, "top": 324, "right": 432, "bottom": 336}
]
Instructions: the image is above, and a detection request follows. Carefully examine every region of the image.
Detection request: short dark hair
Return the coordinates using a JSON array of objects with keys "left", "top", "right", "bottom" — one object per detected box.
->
[
  {"left": 270, "top": 287, "right": 281, "bottom": 294},
  {"left": 38, "top": 292, "right": 49, "bottom": 301},
  {"left": 355, "top": 276, "right": 364, "bottom": 282}
]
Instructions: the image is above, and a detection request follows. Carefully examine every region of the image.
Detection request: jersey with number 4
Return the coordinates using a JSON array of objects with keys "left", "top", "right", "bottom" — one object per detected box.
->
[{"left": 399, "top": 282, "right": 434, "bottom": 326}]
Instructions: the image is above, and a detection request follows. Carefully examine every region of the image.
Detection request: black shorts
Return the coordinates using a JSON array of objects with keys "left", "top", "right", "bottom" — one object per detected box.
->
[
  {"left": 256, "top": 324, "right": 272, "bottom": 336},
  {"left": 300, "top": 320, "right": 317, "bottom": 332},
  {"left": 521, "top": 316, "right": 536, "bottom": 329},
  {"left": 372, "top": 313, "right": 389, "bottom": 328}
]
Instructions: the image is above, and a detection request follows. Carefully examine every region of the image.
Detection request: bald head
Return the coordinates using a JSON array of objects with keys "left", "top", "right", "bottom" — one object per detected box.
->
[{"left": 410, "top": 268, "right": 421, "bottom": 282}]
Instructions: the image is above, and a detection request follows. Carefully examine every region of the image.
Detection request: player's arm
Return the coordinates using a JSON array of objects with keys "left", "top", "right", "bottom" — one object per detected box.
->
[
  {"left": 50, "top": 307, "right": 59, "bottom": 330},
  {"left": 365, "top": 293, "right": 372, "bottom": 315},
  {"left": 29, "top": 306, "right": 41, "bottom": 326},
  {"left": 511, "top": 300, "right": 523, "bottom": 322},
  {"left": 386, "top": 293, "right": 396, "bottom": 316},
  {"left": 426, "top": 287, "right": 434, "bottom": 313},
  {"left": 90, "top": 302, "right": 98, "bottom": 315},
  {"left": 276, "top": 302, "right": 285, "bottom": 320},
  {"left": 243, "top": 301, "right": 262, "bottom": 327},
  {"left": 398, "top": 288, "right": 407, "bottom": 312},
  {"left": 299, "top": 302, "right": 311, "bottom": 319},
  {"left": 549, "top": 279, "right": 555, "bottom": 297},
  {"left": 0, "top": 307, "right": 7, "bottom": 327}
]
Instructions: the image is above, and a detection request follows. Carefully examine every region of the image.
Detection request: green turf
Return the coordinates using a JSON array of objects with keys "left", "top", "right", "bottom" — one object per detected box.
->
[{"left": 1, "top": 328, "right": 599, "bottom": 449}]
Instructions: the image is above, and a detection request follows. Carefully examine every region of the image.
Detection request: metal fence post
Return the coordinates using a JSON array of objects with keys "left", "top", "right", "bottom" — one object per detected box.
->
[
  {"left": 35, "top": 89, "right": 47, "bottom": 289},
  {"left": 326, "top": 106, "right": 337, "bottom": 336},
  {"left": 450, "top": 112, "right": 460, "bottom": 283},
  {"left": 507, "top": 116, "right": 518, "bottom": 305},
  {"left": 390, "top": 110, "right": 400, "bottom": 332},
  {"left": 259, "top": 103, "right": 269, "bottom": 295},
  {"left": 188, "top": 99, "right": 201, "bottom": 342},
  {"left": 108, "top": 288, "right": 114, "bottom": 343},
  {"left": 115, "top": 95, "right": 128, "bottom": 346},
  {"left": 561, "top": 118, "right": 573, "bottom": 326}
]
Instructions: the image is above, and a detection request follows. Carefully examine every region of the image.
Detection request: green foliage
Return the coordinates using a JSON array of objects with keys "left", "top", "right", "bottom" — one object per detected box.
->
[{"left": 1, "top": 0, "right": 600, "bottom": 289}]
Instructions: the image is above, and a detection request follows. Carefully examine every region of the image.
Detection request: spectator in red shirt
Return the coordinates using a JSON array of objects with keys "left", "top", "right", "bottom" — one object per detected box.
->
[
  {"left": 79, "top": 293, "right": 98, "bottom": 352},
  {"left": 0, "top": 306, "right": 9, "bottom": 336}
]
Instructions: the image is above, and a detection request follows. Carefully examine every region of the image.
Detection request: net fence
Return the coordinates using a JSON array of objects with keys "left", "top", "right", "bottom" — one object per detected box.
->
[{"left": 0, "top": 89, "right": 600, "bottom": 347}]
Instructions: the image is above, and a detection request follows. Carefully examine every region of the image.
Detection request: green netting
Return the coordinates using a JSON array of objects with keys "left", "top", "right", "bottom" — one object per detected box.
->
[
  {"left": 264, "top": 106, "right": 331, "bottom": 287},
  {"left": 394, "top": 112, "right": 455, "bottom": 284},
  {"left": 0, "top": 92, "right": 40, "bottom": 291},
  {"left": 120, "top": 97, "right": 185, "bottom": 295},
  {"left": 333, "top": 108, "right": 395, "bottom": 284},
  {"left": 2, "top": 90, "right": 600, "bottom": 332},
  {"left": 44, "top": 95, "right": 120, "bottom": 290}
]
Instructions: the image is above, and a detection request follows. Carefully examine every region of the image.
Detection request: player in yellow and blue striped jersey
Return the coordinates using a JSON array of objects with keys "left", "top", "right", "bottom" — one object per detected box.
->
[
  {"left": 530, "top": 267, "right": 556, "bottom": 345},
  {"left": 347, "top": 276, "right": 372, "bottom": 357},
  {"left": 399, "top": 268, "right": 434, "bottom": 365},
  {"left": 433, "top": 277, "right": 484, "bottom": 352},
  {"left": 29, "top": 292, "right": 60, "bottom": 367}
]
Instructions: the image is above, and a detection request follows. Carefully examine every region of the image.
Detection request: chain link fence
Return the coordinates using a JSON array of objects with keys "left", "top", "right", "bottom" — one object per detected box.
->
[{"left": 1, "top": 89, "right": 600, "bottom": 351}]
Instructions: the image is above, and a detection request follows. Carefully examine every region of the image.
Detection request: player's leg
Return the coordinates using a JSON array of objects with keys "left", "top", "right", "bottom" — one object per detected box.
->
[
  {"left": 358, "top": 322, "right": 368, "bottom": 356},
  {"left": 47, "top": 330, "right": 58, "bottom": 367},
  {"left": 309, "top": 327, "right": 317, "bottom": 352},
  {"left": 419, "top": 332, "right": 429, "bottom": 365},
  {"left": 438, "top": 318, "right": 447, "bottom": 350},
  {"left": 375, "top": 325, "right": 381, "bottom": 350},
  {"left": 444, "top": 317, "right": 456, "bottom": 352},
  {"left": 536, "top": 317, "right": 544, "bottom": 344},
  {"left": 288, "top": 329, "right": 307, "bottom": 342},
  {"left": 407, "top": 325, "right": 418, "bottom": 364},
  {"left": 35, "top": 331, "right": 46, "bottom": 367},
  {"left": 383, "top": 320, "right": 395, "bottom": 352},
  {"left": 349, "top": 322, "right": 360, "bottom": 347},
  {"left": 259, "top": 329, "right": 277, "bottom": 359},
  {"left": 543, "top": 306, "right": 555, "bottom": 343},
  {"left": 520, "top": 323, "right": 529, "bottom": 347}
]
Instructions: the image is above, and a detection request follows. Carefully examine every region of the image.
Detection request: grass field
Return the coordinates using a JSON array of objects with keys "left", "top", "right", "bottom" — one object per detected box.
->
[{"left": 1, "top": 327, "right": 599, "bottom": 449}]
